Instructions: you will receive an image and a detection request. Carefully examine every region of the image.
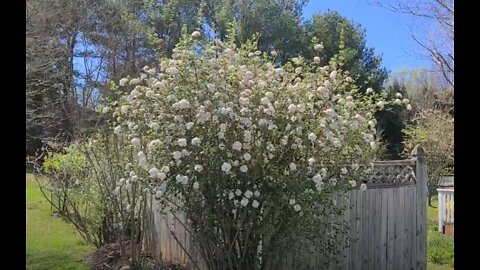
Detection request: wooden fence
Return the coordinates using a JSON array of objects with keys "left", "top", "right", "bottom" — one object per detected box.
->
[{"left": 144, "top": 146, "right": 427, "bottom": 270}]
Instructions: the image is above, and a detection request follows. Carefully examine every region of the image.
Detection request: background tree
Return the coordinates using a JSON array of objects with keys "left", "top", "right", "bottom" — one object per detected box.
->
[
  {"left": 305, "top": 11, "right": 388, "bottom": 93},
  {"left": 371, "top": 0, "right": 454, "bottom": 89}
]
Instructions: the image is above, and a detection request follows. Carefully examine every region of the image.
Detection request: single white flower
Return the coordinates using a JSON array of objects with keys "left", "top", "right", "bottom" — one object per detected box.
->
[
  {"left": 324, "top": 108, "right": 335, "bottom": 116},
  {"left": 240, "top": 165, "right": 248, "bottom": 172},
  {"left": 314, "top": 43, "right": 324, "bottom": 51},
  {"left": 360, "top": 183, "right": 368, "bottom": 191},
  {"left": 114, "top": 126, "right": 122, "bottom": 135},
  {"left": 172, "top": 151, "right": 182, "bottom": 160},
  {"left": 329, "top": 71, "right": 337, "bottom": 80},
  {"left": 313, "top": 56, "right": 321, "bottom": 64},
  {"left": 294, "top": 204, "right": 301, "bottom": 212},
  {"left": 308, "top": 158, "right": 315, "bottom": 166},
  {"left": 308, "top": 132, "right": 317, "bottom": 142},
  {"left": 396, "top": 93, "right": 403, "bottom": 98},
  {"left": 131, "top": 138, "right": 141, "bottom": 148},
  {"left": 289, "top": 163, "right": 297, "bottom": 171},
  {"left": 370, "top": 141, "right": 378, "bottom": 150},
  {"left": 406, "top": 104, "right": 412, "bottom": 111},
  {"left": 194, "top": 164, "right": 204, "bottom": 172},
  {"left": 243, "top": 153, "right": 252, "bottom": 161},
  {"left": 221, "top": 162, "right": 232, "bottom": 172},
  {"left": 175, "top": 174, "right": 188, "bottom": 185},
  {"left": 158, "top": 172, "right": 166, "bottom": 180},
  {"left": 181, "top": 149, "right": 190, "bottom": 157},
  {"left": 232, "top": 141, "right": 243, "bottom": 151},
  {"left": 366, "top": 88, "right": 374, "bottom": 94},
  {"left": 149, "top": 168, "right": 159, "bottom": 178},
  {"left": 191, "top": 31, "right": 202, "bottom": 39},
  {"left": 240, "top": 197, "right": 249, "bottom": 207},
  {"left": 193, "top": 182, "right": 200, "bottom": 190},
  {"left": 252, "top": 200, "right": 260, "bottom": 208},
  {"left": 235, "top": 189, "right": 242, "bottom": 196},
  {"left": 178, "top": 138, "right": 187, "bottom": 147},
  {"left": 175, "top": 99, "right": 191, "bottom": 109},
  {"left": 288, "top": 104, "right": 297, "bottom": 113},
  {"left": 254, "top": 190, "right": 260, "bottom": 197},
  {"left": 260, "top": 96, "right": 270, "bottom": 105},
  {"left": 376, "top": 101, "right": 385, "bottom": 108},
  {"left": 186, "top": 122, "right": 194, "bottom": 130},
  {"left": 341, "top": 167, "right": 348, "bottom": 175},
  {"left": 244, "top": 190, "right": 253, "bottom": 198},
  {"left": 349, "top": 180, "right": 357, "bottom": 187},
  {"left": 351, "top": 163, "right": 360, "bottom": 171},
  {"left": 161, "top": 166, "right": 170, "bottom": 173},
  {"left": 191, "top": 137, "right": 201, "bottom": 146},
  {"left": 150, "top": 122, "right": 160, "bottom": 131},
  {"left": 229, "top": 192, "right": 235, "bottom": 200},
  {"left": 289, "top": 198, "right": 296, "bottom": 205},
  {"left": 394, "top": 99, "right": 402, "bottom": 105},
  {"left": 312, "top": 174, "right": 322, "bottom": 183},
  {"left": 119, "top": 78, "right": 129, "bottom": 86}
]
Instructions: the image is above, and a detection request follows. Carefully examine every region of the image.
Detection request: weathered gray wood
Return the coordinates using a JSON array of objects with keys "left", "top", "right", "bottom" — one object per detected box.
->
[
  {"left": 354, "top": 190, "right": 362, "bottom": 270},
  {"left": 342, "top": 192, "right": 351, "bottom": 269},
  {"left": 374, "top": 189, "right": 382, "bottom": 270},
  {"left": 392, "top": 187, "right": 399, "bottom": 269},
  {"left": 368, "top": 189, "right": 376, "bottom": 270},
  {"left": 398, "top": 186, "right": 405, "bottom": 270},
  {"left": 361, "top": 189, "right": 369, "bottom": 270},
  {"left": 380, "top": 189, "right": 388, "bottom": 270},
  {"left": 349, "top": 190, "right": 358, "bottom": 270},
  {"left": 373, "top": 160, "right": 416, "bottom": 166},
  {"left": 403, "top": 187, "right": 410, "bottom": 270},
  {"left": 413, "top": 146, "right": 427, "bottom": 270},
  {"left": 386, "top": 188, "right": 394, "bottom": 270}
]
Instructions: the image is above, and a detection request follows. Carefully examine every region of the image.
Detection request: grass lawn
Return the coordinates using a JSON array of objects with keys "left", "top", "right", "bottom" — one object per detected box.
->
[
  {"left": 26, "top": 174, "right": 94, "bottom": 270},
  {"left": 427, "top": 196, "right": 454, "bottom": 269}
]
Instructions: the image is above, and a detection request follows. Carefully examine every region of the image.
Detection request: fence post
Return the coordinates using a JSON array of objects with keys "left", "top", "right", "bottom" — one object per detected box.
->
[
  {"left": 438, "top": 190, "right": 444, "bottom": 232},
  {"left": 412, "top": 145, "right": 427, "bottom": 270}
]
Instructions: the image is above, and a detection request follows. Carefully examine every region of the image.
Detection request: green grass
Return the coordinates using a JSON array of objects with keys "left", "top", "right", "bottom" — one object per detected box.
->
[
  {"left": 427, "top": 197, "right": 454, "bottom": 269},
  {"left": 26, "top": 174, "right": 94, "bottom": 270}
]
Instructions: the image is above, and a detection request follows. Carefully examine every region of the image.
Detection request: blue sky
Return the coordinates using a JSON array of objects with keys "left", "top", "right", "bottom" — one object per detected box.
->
[{"left": 302, "top": 0, "right": 431, "bottom": 72}]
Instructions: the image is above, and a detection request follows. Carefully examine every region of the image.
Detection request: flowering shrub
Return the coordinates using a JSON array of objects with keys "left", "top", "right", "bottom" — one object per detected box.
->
[
  {"left": 42, "top": 145, "right": 100, "bottom": 244},
  {"left": 107, "top": 32, "right": 394, "bottom": 269},
  {"left": 40, "top": 133, "right": 146, "bottom": 257}
]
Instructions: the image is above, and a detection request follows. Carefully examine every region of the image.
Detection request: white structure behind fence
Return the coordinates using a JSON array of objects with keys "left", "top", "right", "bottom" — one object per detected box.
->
[{"left": 437, "top": 188, "right": 454, "bottom": 232}]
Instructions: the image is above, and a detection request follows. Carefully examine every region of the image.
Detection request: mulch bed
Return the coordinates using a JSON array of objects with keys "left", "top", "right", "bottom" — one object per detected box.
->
[{"left": 84, "top": 241, "right": 188, "bottom": 270}]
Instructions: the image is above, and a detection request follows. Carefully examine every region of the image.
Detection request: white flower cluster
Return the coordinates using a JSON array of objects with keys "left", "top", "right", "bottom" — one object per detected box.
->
[{"left": 110, "top": 37, "right": 390, "bottom": 215}]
